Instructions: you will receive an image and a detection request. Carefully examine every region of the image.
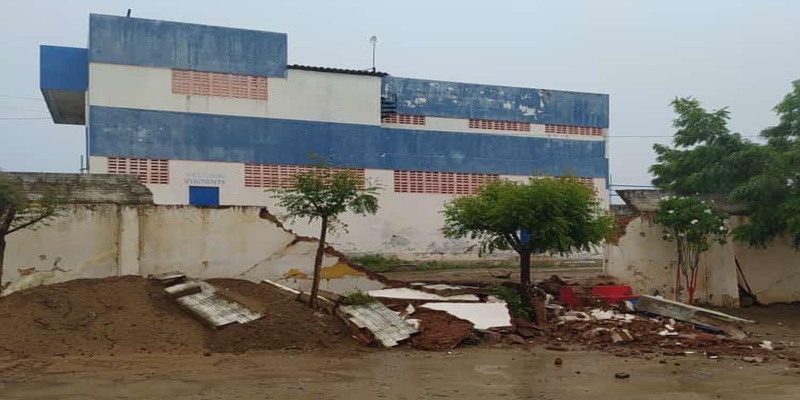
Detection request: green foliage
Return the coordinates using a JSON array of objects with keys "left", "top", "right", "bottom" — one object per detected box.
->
[
  {"left": 269, "top": 162, "right": 381, "bottom": 232},
  {"left": 654, "top": 196, "right": 728, "bottom": 303},
  {"left": 650, "top": 98, "right": 771, "bottom": 195},
  {"left": 488, "top": 284, "right": 532, "bottom": 320},
  {"left": 650, "top": 82, "right": 800, "bottom": 248},
  {"left": 269, "top": 158, "right": 381, "bottom": 306},
  {"left": 441, "top": 177, "right": 614, "bottom": 257},
  {"left": 349, "top": 254, "right": 405, "bottom": 273},
  {"left": 730, "top": 80, "right": 800, "bottom": 248},
  {"left": 350, "top": 253, "right": 591, "bottom": 273},
  {"left": 339, "top": 290, "right": 376, "bottom": 306},
  {"left": 655, "top": 196, "right": 728, "bottom": 251}
]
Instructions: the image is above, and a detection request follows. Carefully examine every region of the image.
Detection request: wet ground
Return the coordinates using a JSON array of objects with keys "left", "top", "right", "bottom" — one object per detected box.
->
[{"left": 2, "top": 346, "right": 799, "bottom": 399}]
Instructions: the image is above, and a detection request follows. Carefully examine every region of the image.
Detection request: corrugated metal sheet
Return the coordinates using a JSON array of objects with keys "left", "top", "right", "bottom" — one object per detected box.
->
[
  {"left": 173, "top": 281, "right": 262, "bottom": 328},
  {"left": 339, "top": 302, "right": 418, "bottom": 347}
]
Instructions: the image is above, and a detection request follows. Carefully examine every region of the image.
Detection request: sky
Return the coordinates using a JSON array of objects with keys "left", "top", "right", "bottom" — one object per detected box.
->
[{"left": 1, "top": 0, "right": 799, "bottom": 198}]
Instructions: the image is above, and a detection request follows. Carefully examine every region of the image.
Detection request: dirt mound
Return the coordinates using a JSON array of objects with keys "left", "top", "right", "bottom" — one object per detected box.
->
[
  {"left": 410, "top": 308, "right": 475, "bottom": 351},
  {"left": 204, "top": 279, "right": 351, "bottom": 353},
  {"left": 0, "top": 276, "right": 351, "bottom": 358}
]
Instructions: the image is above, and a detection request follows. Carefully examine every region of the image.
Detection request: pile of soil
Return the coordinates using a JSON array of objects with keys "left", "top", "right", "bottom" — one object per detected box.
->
[
  {"left": 410, "top": 308, "right": 476, "bottom": 351},
  {"left": 0, "top": 276, "right": 351, "bottom": 358},
  {"left": 204, "top": 279, "right": 351, "bottom": 353}
]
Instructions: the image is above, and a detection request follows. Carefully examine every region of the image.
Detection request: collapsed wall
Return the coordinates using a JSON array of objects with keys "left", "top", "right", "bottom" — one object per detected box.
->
[
  {"left": 607, "top": 190, "right": 800, "bottom": 306},
  {"left": 2, "top": 173, "right": 385, "bottom": 295}
]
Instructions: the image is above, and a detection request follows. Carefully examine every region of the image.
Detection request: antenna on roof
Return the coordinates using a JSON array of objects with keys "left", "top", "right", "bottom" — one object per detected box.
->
[
  {"left": 369, "top": 36, "right": 378, "bottom": 73},
  {"left": 126, "top": 9, "right": 132, "bottom": 17}
]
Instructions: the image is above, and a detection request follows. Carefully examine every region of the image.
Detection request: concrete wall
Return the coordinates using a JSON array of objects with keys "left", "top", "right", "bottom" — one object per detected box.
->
[
  {"left": 383, "top": 76, "right": 609, "bottom": 127},
  {"left": 89, "top": 14, "right": 287, "bottom": 77},
  {"left": 89, "top": 157, "right": 608, "bottom": 258},
  {"left": 730, "top": 216, "right": 800, "bottom": 304},
  {"left": 3, "top": 205, "right": 121, "bottom": 294},
  {"left": 1, "top": 172, "right": 383, "bottom": 295},
  {"left": 89, "top": 64, "right": 381, "bottom": 125},
  {"left": 608, "top": 209, "right": 800, "bottom": 306},
  {"left": 3, "top": 204, "right": 383, "bottom": 296}
]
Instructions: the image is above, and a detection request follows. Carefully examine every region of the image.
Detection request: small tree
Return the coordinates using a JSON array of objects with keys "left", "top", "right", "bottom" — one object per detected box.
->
[
  {"left": 270, "top": 164, "right": 380, "bottom": 307},
  {"left": 442, "top": 177, "right": 613, "bottom": 317},
  {"left": 654, "top": 196, "right": 728, "bottom": 304},
  {"left": 0, "top": 173, "right": 63, "bottom": 293}
]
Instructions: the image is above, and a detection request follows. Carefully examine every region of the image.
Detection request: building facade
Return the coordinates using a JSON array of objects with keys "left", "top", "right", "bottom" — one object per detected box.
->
[{"left": 41, "top": 14, "right": 610, "bottom": 258}]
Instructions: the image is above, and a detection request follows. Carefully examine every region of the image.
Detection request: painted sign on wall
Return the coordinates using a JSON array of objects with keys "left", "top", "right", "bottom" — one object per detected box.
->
[{"left": 184, "top": 172, "right": 226, "bottom": 186}]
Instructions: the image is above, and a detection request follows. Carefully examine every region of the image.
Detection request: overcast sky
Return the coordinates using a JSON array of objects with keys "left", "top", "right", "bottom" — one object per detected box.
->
[{"left": 2, "top": 0, "right": 799, "bottom": 195}]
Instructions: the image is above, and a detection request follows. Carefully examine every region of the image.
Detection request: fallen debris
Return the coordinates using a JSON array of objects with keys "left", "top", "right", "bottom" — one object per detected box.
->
[
  {"left": 420, "top": 302, "right": 512, "bottom": 330},
  {"left": 743, "top": 356, "right": 766, "bottom": 363},
  {"left": 165, "top": 280, "right": 263, "bottom": 328},
  {"left": 368, "top": 288, "right": 480, "bottom": 302},
  {"left": 410, "top": 308, "right": 475, "bottom": 351},
  {"left": 635, "top": 295, "right": 755, "bottom": 329},
  {"left": 615, "top": 372, "right": 630, "bottom": 379},
  {"left": 338, "top": 301, "right": 419, "bottom": 347}
]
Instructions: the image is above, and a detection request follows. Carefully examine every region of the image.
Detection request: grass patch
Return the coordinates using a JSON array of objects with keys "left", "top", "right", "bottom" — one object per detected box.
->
[
  {"left": 339, "top": 290, "right": 377, "bottom": 306},
  {"left": 349, "top": 254, "right": 518, "bottom": 273}
]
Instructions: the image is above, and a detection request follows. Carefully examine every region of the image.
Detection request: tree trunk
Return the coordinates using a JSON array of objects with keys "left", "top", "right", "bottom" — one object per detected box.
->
[
  {"left": 0, "top": 235, "right": 6, "bottom": 297},
  {"left": 519, "top": 250, "right": 532, "bottom": 290},
  {"left": 518, "top": 250, "right": 546, "bottom": 324},
  {"left": 309, "top": 216, "right": 328, "bottom": 308}
]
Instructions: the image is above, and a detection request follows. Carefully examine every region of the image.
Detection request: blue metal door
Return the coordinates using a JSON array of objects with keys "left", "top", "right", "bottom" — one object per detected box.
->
[{"left": 189, "top": 186, "right": 219, "bottom": 206}]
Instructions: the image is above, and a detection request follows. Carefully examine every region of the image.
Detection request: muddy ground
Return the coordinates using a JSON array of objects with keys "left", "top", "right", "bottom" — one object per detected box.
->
[
  {"left": 1, "top": 347, "right": 799, "bottom": 399},
  {"left": 1, "top": 275, "right": 799, "bottom": 399}
]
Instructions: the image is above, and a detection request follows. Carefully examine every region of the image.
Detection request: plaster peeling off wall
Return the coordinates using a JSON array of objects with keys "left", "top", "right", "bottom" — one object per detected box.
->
[
  {"left": 137, "top": 206, "right": 385, "bottom": 294},
  {"left": 382, "top": 77, "right": 609, "bottom": 127},
  {"left": 3, "top": 206, "right": 120, "bottom": 295}
]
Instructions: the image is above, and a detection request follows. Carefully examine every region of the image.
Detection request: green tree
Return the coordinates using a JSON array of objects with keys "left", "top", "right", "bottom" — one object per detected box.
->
[
  {"left": 270, "top": 163, "right": 380, "bottom": 307},
  {"left": 650, "top": 83, "right": 800, "bottom": 248},
  {"left": 730, "top": 80, "right": 800, "bottom": 248},
  {"left": 650, "top": 98, "right": 770, "bottom": 195},
  {"left": 0, "top": 173, "right": 63, "bottom": 293},
  {"left": 654, "top": 196, "right": 728, "bottom": 304},
  {"left": 441, "top": 177, "right": 613, "bottom": 301}
]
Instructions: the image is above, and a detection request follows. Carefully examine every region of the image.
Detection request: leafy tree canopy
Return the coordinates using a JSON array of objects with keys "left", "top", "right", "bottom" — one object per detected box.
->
[
  {"left": 270, "top": 159, "right": 380, "bottom": 306},
  {"left": 442, "top": 177, "right": 613, "bottom": 290},
  {"left": 654, "top": 195, "right": 728, "bottom": 304},
  {"left": 650, "top": 81, "right": 800, "bottom": 248}
]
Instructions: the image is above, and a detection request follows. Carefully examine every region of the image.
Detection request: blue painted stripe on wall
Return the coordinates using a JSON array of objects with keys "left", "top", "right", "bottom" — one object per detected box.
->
[
  {"left": 88, "top": 106, "right": 609, "bottom": 178},
  {"left": 383, "top": 77, "right": 609, "bottom": 128},
  {"left": 88, "top": 14, "right": 287, "bottom": 77},
  {"left": 40, "top": 46, "right": 88, "bottom": 91}
]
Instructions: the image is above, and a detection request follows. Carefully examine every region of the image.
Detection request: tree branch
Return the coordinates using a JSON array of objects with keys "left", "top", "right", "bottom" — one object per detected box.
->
[
  {"left": 503, "top": 233, "right": 523, "bottom": 253},
  {"left": 7, "top": 212, "right": 53, "bottom": 235}
]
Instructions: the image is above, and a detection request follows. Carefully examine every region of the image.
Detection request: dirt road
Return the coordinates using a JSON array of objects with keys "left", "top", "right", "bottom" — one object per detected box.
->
[{"left": 2, "top": 346, "right": 799, "bottom": 399}]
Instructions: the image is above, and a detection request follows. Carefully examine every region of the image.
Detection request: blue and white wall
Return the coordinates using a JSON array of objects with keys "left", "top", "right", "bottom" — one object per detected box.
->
[{"left": 43, "top": 14, "right": 610, "bottom": 258}]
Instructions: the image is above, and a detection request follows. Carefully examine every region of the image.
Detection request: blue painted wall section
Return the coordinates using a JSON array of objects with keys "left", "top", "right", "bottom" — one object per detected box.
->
[
  {"left": 89, "top": 107, "right": 608, "bottom": 178},
  {"left": 382, "top": 77, "right": 609, "bottom": 128},
  {"left": 40, "top": 46, "right": 88, "bottom": 91},
  {"left": 88, "top": 14, "right": 287, "bottom": 77}
]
